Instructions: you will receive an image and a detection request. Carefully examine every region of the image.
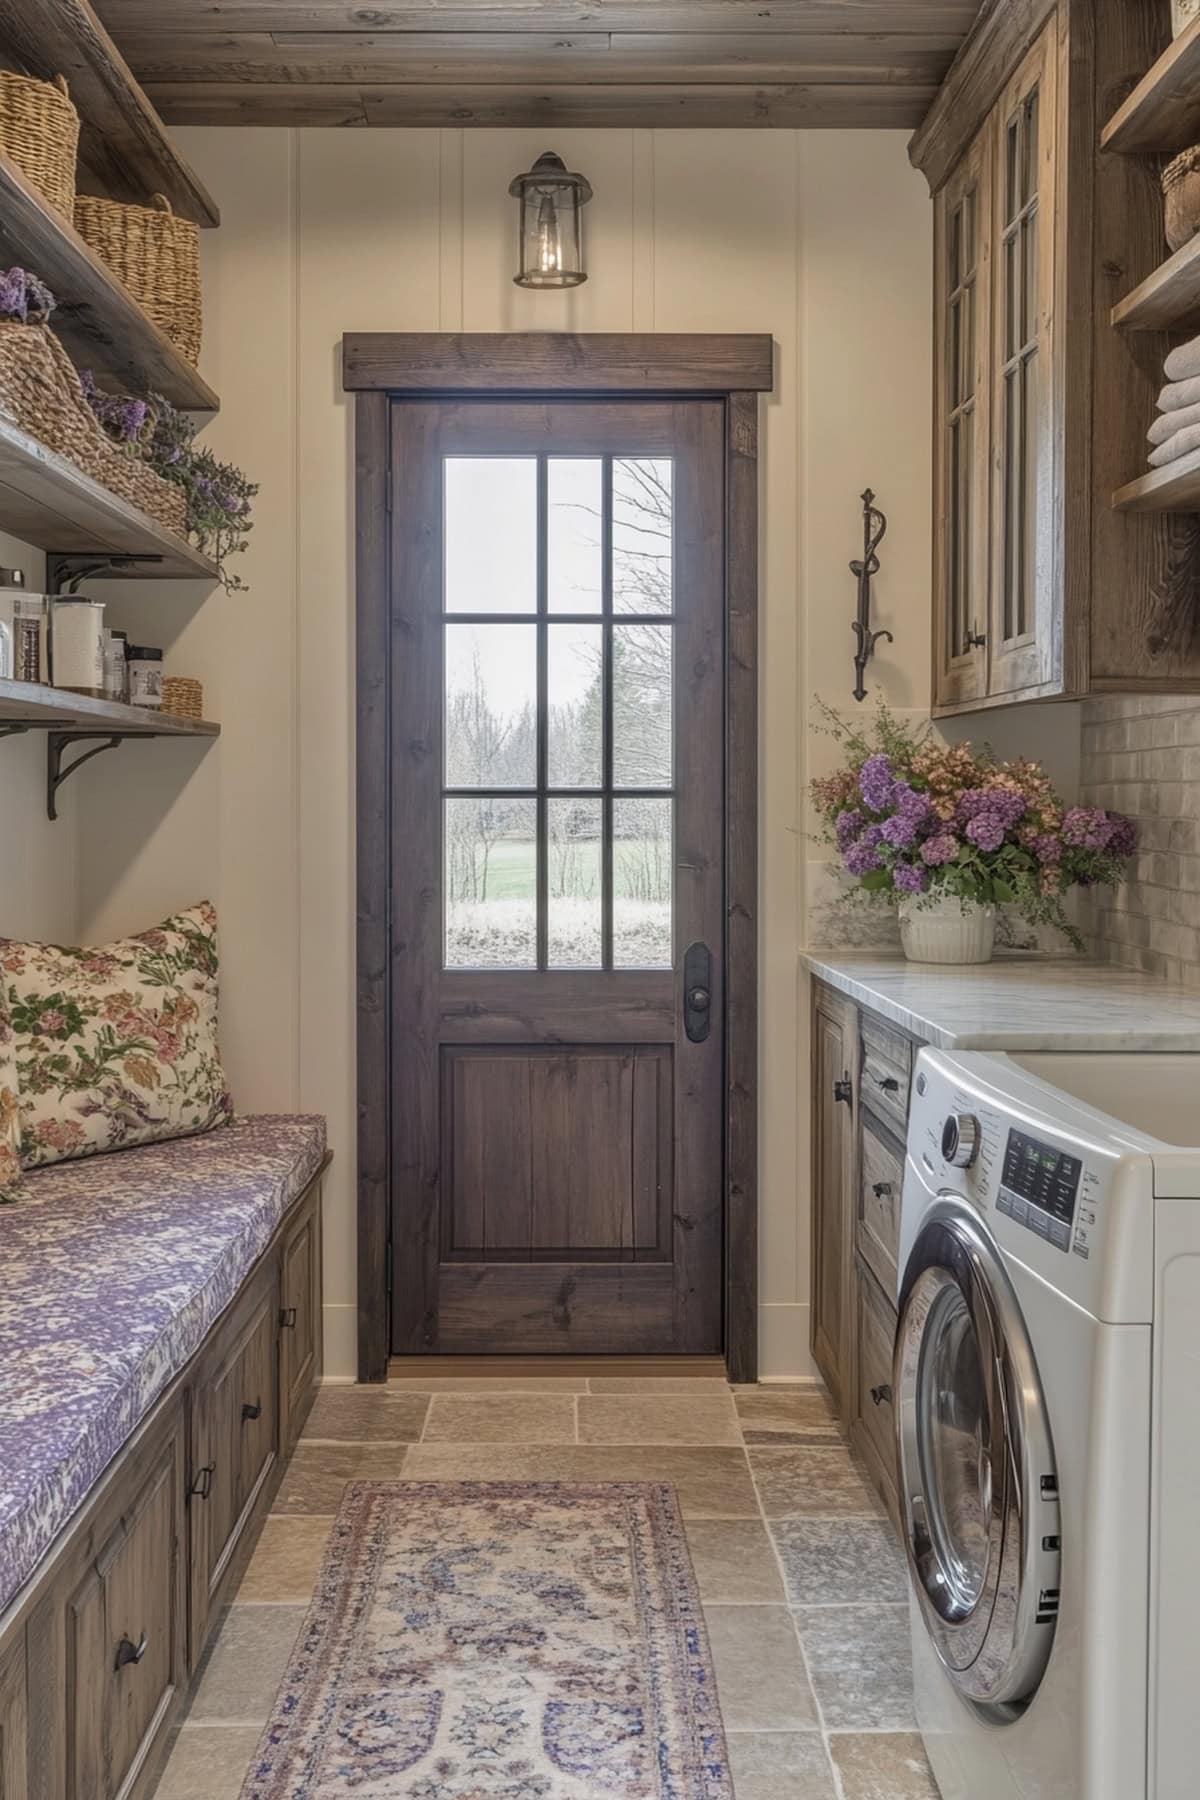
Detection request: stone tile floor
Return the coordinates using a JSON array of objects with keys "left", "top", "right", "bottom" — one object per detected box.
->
[{"left": 152, "top": 1378, "right": 938, "bottom": 1800}]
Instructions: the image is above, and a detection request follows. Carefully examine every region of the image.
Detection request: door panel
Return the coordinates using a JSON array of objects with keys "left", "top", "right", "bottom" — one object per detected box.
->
[{"left": 390, "top": 398, "right": 725, "bottom": 1355}]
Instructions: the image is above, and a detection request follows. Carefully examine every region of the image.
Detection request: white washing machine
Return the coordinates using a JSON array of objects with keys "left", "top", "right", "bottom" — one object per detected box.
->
[{"left": 895, "top": 1045, "right": 1200, "bottom": 1800}]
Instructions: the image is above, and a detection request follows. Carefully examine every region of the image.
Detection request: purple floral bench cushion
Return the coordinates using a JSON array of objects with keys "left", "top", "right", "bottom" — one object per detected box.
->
[{"left": 0, "top": 1113, "right": 326, "bottom": 1616}]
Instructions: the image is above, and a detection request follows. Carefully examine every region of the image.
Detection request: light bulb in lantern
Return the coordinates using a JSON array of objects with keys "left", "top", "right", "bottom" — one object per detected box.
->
[{"left": 509, "top": 152, "right": 592, "bottom": 289}]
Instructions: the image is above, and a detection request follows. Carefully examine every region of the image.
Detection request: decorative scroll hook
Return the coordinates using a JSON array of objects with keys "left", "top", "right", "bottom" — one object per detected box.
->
[{"left": 849, "top": 487, "right": 893, "bottom": 703}]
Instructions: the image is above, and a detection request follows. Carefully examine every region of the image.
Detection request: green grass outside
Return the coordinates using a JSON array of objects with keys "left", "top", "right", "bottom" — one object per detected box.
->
[{"left": 454, "top": 837, "right": 669, "bottom": 901}]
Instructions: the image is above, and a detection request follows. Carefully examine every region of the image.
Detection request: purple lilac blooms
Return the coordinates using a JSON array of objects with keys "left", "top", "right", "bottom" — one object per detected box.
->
[
  {"left": 1107, "top": 815, "right": 1137, "bottom": 859},
  {"left": 921, "top": 832, "right": 960, "bottom": 867},
  {"left": 859, "top": 753, "right": 898, "bottom": 813},
  {"left": 1033, "top": 833, "right": 1063, "bottom": 866},
  {"left": 893, "top": 862, "right": 929, "bottom": 894},
  {"left": 844, "top": 835, "right": 885, "bottom": 876},
  {"left": 1061, "top": 806, "right": 1116, "bottom": 850},
  {"left": 0, "top": 267, "right": 54, "bottom": 324},
  {"left": 835, "top": 809, "right": 864, "bottom": 852},
  {"left": 965, "top": 812, "right": 1006, "bottom": 853},
  {"left": 957, "top": 786, "right": 1027, "bottom": 830},
  {"left": 882, "top": 812, "right": 922, "bottom": 849}
]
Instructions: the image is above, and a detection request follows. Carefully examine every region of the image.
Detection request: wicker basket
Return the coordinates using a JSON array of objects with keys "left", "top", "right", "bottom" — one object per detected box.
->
[
  {"left": 74, "top": 193, "right": 202, "bottom": 365},
  {"left": 0, "top": 71, "right": 78, "bottom": 220},
  {"left": 1164, "top": 147, "right": 1200, "bottom": 252},
  {"left": 0, "top": 321, "right": 187, "bottom": 538},
  {"left": 162, "top": 676, "right": 203, "bottom": 721}
]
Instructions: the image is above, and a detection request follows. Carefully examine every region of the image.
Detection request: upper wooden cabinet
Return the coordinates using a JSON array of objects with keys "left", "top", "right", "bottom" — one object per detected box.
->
[{"left": 917, "top": 0, "right": 1200, "bottom": 716}]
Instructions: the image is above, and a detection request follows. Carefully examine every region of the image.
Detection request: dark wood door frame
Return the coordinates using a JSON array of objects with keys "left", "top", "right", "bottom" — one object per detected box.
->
[{"left": 346, "top": 331, "right": 773, "bottom": 1385}]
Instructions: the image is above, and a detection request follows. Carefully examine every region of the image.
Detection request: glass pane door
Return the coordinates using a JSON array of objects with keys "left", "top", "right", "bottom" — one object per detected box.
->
[{"left": 442, "top": 454, "right": 675, "bottom": 973}]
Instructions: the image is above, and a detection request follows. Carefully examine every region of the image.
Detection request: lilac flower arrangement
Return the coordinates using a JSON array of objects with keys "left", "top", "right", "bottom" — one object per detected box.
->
[
  {"left": 0, "top": 267, "right": 55, "bottom": 325},
  {"left": 79, "top": 369, "right": 150, "bottom": 449},
  {"left": 811, "top": 706, "right": 1136, "bottom": 949}
]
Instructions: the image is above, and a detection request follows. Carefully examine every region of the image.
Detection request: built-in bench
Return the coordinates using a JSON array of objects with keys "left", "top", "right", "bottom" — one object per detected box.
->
[{"left": 0, "top": 1115, "right": 329, "bottom": 1800}]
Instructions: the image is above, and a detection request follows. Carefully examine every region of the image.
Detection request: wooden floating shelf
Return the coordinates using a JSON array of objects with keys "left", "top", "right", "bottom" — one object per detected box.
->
[
  {"left": 0, "top": 0, "right": 218, "bottom": 226},
  {"left": 0, "top": 678, "right": 218, "bottom": 737},
  {"left": 0, "top": 157, "right": 217, "bottom": 413},
  {"left": 0, "top": 416, "right": 217, "bottom": 579},
  {"left": 1102, "top": 16, "right": 1200, "bottom": 155},
  {"left": 1113, "top": 230, "right": 1200, "bottom": 332},
  {"left": 1113, "top": 447, "right": 1200, "bottom": 513}
]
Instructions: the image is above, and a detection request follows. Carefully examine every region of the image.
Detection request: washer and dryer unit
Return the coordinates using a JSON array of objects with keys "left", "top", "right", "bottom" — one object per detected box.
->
[{"left": 895, "top": 1045, "right": 1200, "bottom": 1799}]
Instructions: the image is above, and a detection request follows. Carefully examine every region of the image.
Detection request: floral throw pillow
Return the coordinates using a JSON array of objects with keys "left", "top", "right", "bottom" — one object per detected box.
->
[
  {"left": 0, "top": 993, "right": 21, "bottom": 1201},
  {"left": 0, "top": 901, "right": 234, "bottom": 1169}
]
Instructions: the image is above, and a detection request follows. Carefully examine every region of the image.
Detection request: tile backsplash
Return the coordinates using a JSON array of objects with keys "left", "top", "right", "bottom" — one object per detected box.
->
[{"left": 1078, "top": 696, "right": 1200, "bottom": 985}]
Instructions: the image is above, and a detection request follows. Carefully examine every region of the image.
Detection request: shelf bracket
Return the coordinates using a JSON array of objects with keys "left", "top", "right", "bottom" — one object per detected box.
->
[
  {"left": 0, "top": 724, "right": 30, "bottom": 741},
  {"left": 46, "top": 733, "right": 122, "bottom": 820},
  {"left": 47, "top": 553, "right": 164, "bottom": 593}
]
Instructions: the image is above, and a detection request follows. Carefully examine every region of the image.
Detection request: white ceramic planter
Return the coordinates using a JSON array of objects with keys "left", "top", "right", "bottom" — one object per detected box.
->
[{"left": 898, "top": 894, "right": 996, "bottom": 965}]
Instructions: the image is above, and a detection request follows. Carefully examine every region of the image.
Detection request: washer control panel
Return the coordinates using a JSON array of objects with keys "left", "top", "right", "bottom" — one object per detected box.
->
[{"left": 996, "top": 1128, "right": 1082, "bottom": 1253}]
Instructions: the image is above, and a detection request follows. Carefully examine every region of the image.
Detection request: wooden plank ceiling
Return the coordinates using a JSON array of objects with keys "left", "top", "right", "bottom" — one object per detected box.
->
[{"left": 92, "top": 0, "right": 982, "bottom": 129}]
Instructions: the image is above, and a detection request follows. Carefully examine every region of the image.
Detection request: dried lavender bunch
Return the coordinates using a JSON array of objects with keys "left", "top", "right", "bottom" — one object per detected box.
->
[
  {"left": 0, "top": 267, "right": 55, "bottom": 324},
  {"left": 79, "top": 370, "right": 152, "bottom": 451},
  {"left": 144, "top": 395, "right": 258, "bottom": 592}
]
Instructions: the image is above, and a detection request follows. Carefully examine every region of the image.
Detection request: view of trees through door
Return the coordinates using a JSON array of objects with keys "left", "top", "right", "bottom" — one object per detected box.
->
[{"left": 444, "top": 454, "right": 674, "bottom": 972}]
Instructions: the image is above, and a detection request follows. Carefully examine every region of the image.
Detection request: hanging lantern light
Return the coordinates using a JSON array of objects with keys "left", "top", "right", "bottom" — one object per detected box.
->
[{"left": 509, "top": 151, "right": 593, "bottom": 289}]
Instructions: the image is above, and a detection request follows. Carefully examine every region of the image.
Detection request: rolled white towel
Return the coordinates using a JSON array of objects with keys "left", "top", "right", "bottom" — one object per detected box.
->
[
  {"left": 1164, "top": 334, "right": 1200, "bottom": 383},
  {"left": 1149, "top": 398, "right": 1200, "bottom": 444},
  {"left": 1157, "top": 372, "right": 1200, "bottom": 412},
  {"left": 1149, "top": 420, "right": 1200, "bottom": 467}
]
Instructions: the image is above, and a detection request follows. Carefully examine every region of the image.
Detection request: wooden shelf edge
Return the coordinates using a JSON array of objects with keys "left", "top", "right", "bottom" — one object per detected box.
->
[
  {"left": 1102, "top": 14, "right": 1200, "bottom": 155},
  {"left": 0, "top": 0, "right": 219, "bottom": 226},
  {"left": 0, "top": 156, "right": 218, "bottom": 413},
  {"left": 0, "top": 677, "right": 219, "bottom": 735},
  {"left": 1112, "top": 229, "right": 1200, "bottom": 332},
  {"left": 0, "top": 416, "right": 218, "bottom": 579},
  {"left": 1113, "top": 447, "right": 1200, "bottom": 512}
]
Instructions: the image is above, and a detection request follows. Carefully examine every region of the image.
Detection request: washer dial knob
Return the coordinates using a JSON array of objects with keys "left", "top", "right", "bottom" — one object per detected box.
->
[{"left": 942, "top": 1112, "right": 981, "bottom": 1169}]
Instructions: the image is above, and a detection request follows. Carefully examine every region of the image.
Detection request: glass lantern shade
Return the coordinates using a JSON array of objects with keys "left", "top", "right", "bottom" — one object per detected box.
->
[{"left": 509, "top": 151, "right": 593, "bottom": 289}]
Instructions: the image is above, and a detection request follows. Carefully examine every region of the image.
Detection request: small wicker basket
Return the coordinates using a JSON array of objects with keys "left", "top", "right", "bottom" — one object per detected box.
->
[
  {"left": 0, "top": 71, "right": 79, "bottom": 220},
  {"left": 162, "top": 676, "right": 203, "bottom": 721},
  {"left": 1163, "top": 146, "right": 1200, "bottom": 252},
  {"left": 0, "top": 320, "right": 187, "bottom": 538},
  {"left": 74, "top": 193, "right": 202, "bottom": 365}
]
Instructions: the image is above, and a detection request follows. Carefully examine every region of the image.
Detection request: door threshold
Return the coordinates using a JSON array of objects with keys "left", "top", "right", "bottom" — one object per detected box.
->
[{"left": 387, "top": 1355, "right": 728, "bottom": 1380}]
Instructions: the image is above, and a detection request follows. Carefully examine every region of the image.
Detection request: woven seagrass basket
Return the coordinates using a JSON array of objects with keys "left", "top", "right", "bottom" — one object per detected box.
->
[
  {"left": 1163, "top": 146, "right": 1200, "bottom": 252},
  {"left": 74, "top": 192, "right": 202, "bottom": 365},
  {"left": 0, "top": 71, "right": 78, "bottom": 220},
  {"left": 0, "top": 321, "right": 187, "bottom": 538},
  {"left": 162, "top": 676, "right": 203, "bottom": 721}
]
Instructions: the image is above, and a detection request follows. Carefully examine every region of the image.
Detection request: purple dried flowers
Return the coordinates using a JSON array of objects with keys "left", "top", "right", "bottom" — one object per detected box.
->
[
  {"left": 80, "top": 371, "right": 150, "bottom": 448},
  {"left": 0, "top": 268, "right": 54, "bottom": 324}
]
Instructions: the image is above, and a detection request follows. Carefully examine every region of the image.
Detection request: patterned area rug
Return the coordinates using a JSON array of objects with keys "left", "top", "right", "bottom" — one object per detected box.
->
[{"left": 240, "top": 1481, "right": 732, "bottom": 1799}]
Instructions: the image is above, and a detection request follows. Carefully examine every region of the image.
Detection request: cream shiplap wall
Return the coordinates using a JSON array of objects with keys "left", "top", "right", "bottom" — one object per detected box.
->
[{"left": 71, "top": 126, "right": 934, "bottom": 1378}]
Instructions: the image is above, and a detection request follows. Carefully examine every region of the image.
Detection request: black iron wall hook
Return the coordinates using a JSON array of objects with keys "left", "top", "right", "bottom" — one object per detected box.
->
[{"left": 849, "top": 488, "right": 893, "bottom": 703}]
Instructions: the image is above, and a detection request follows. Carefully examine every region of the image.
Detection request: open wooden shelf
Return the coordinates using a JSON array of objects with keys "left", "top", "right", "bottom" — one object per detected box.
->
[
  {"left": 0, "top": 0, "right": 218, "bottom": 226},
  {"left": 0, "top": 157, "right": 217, "bottom": 412},
  {"left": 1102, "top": 16, "right": 1200, "bottom": 154},
  {"left": 1113, "top": 229, "right": 1200, "bottom": 332},
  {"left": 1114, "top": 447, "right": 1200, "bottom": 512},
  {"left": 0, "top": 415, "right": 217, "bottom": 578},
  {"left": 0, "top": 677, "right": 218, "bottom": 736}
]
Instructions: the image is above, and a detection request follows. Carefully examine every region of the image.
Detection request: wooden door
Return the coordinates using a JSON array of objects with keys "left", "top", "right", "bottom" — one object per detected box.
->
[
  {"left": 933, "top": 121, "right": 992, "bottom": 711},
  {"left": 389, "top": 398, "right": 726, "bottom": 1355},
  {"left": 987, "top": 20, "right": 1059, "bottom": 699},
  {"left": 810, "top": 983, "right": 856, "bottom": 1411}
]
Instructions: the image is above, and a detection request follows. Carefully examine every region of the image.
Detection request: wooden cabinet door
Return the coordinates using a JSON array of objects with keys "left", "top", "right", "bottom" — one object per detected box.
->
[
  {"left": 63, "top": 1415, "right": 186, "bottom": 1800},
  {"left": 189, "top": 1266, "right": 279, "bottom": 1660},
  {"left": 850, "top": 1255, "right": 900, "bottom": 1523},
  {"left": 987, "top": 20, "right": 1060, "bottom": 700},
  {"left": 933, "top": 121, "right": 993, "bottom": 711},
  {"left": 810, "top": 984, "right": 856, "bottom": 1412},
  {"left": 0, "top": 1635, "right": 28, "bottom": 1800},
  {"left": 280, "top": 1186, "right": 323, "bottom": 1453}
]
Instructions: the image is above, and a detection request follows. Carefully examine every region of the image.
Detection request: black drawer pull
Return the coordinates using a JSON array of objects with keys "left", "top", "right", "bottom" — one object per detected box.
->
[
  {"left": 114, "top": 1634, "right": 147, "bottom": 1671},
  {"left": 279, "top": 1306, "right": 298, "bottom": 1330},
  {"left": 873, "top": 1074, "right": 900, "bottom": 1093},
  {"left": 832, "top": 1075, "right": 853, "bottom": 1105},
  {"left": 870, "top": 1384, "right": 893, "bottom": 1408},
  {"left": 242, "top": 1398, "right": 262, "bottom": 1422},
  {"left": 190, "top": 1462, "right": 215, "bottom": 1500},
  {"left": 871, "top": 1181, "right": 893, "bottom": 1199}
]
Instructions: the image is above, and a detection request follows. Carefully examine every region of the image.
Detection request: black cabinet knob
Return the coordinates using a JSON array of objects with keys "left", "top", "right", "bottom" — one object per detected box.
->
[
  {"left": 833, "top": 1076, "right": 853, "bottom": 1105},
  {"left": 279, "top": 1306, "right": 298, "bottom": 1330},
  {"left": 190, "top": 1462, "right": 215, "bottom": 1500},
  {"left": 874, "top": 1074, "right": 900, "bottom": 1093},
  {"left": 114, "top": 1634, "right": 147, "bottom": 1671},
  {"left": 870, "top": 1384, "right": 893, "bottom": 1408},
  {"left": 242, "top": 1398, "right": 262, "bottom": 1422},
  {"left": 872, "top": 1181, "right": 893, "bottom": 1199}
]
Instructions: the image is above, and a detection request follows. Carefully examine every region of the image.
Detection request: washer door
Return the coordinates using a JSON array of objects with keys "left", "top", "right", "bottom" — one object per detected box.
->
[{"left": 894, "top": 1196, "right": 1061, "bottom": 1714}]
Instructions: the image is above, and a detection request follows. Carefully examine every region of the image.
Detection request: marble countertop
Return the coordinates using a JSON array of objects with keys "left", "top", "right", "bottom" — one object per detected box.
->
[{"left": 801, "top": 952, "right": 1200, "bottom": 1051}]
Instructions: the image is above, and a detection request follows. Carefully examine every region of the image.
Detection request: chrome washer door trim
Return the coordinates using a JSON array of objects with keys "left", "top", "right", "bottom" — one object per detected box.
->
[{"left": 894, "top": 1195, "right": 1061, "bottom": 1712}]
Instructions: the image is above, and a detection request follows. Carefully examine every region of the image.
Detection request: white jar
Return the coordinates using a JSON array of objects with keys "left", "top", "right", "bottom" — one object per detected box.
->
[
  {"left": 51, "top": 599, "right": 106, "bottom": 694},
  {"left": 898, "top": 893, "right": 996, "bottom": 965},
  {"left": 127, "top": 644, "right": 163, "bottom": 709}
]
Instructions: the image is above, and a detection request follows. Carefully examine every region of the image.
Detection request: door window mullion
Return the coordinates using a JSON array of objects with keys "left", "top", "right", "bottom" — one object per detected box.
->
[
  {"left": 536, "top": 455, "right": 549, "bottom": 973},
  {"left": 601, "top": 454, "right": 614, "bottom": 973}
]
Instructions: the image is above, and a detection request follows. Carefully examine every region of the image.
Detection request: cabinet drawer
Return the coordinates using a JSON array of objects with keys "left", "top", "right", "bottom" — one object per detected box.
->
[
  {"left": 852, "top": 1258, "right": 899, "bottom": 1520},
  {"left": 0, "top": 1634, "right": 28, "bottom": 1800},
  {"left": 189, "top": 1265, "right": 279, "bottom": 1659},
  {"left": 64, "top": 1416, "right": 186, "bottom": 1800},
  {"left": 860, "top": 1015, "right": 911, "bottom": 1137},
  {"left": 280, "top": 1185, "right": 323, "bottom": 1453},
  {"left": 858, "top": 1120, "right": 903, "bottom": 1300}
]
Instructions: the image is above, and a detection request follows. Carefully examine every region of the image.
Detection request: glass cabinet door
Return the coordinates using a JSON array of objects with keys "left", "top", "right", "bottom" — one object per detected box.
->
[
  {"left": 934, "top": 126, "right": 992, "bottom": 709},
  {"left": 988, "top": 24, "right": 1058, "bottom": 698}
]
